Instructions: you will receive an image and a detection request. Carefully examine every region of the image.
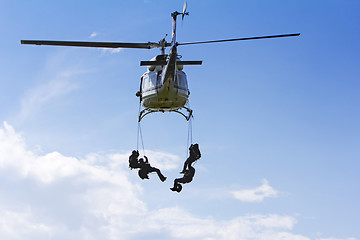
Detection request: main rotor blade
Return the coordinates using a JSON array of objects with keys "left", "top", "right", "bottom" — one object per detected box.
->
[
  {"left": 21, "top": 40, "right": 161, "bottom": 49},
  {"left": 177, "top": 33, "right": 300, "bottom": 46}
]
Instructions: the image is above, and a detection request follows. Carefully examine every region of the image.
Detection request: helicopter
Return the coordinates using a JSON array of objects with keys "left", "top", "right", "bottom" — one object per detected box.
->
[{"left": 21, "top": 2, "right": 300, "bottom": 122}]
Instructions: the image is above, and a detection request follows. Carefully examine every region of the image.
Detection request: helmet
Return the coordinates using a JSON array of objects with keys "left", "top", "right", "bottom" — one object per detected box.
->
[{"left": 132, "top": 150, "right": 139, "bottom": 156}]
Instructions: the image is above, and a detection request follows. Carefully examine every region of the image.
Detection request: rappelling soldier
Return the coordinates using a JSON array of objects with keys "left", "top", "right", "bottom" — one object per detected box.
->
[
  {"left": 180, "top": 143, "right": 201, "bottom": 174},
  {"left": 171, "top": 164, "right": 195, "bottom": 192},
  {"left": 129, "top": 150, "right": 141, "bottom": 169},
  {"left": 138, "top": 156, "right": 167, "bottom": 182}
]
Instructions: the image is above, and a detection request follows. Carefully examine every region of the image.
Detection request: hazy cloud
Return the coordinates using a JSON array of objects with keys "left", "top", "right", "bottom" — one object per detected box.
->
[
  {"left": 18, "top": 70, "right": 83, "bottom": 121},
  {"left": 16, "top": 49, "right": 94, "bottom": 123},
  {"left": 231, "top": 179, "right": 280, "bottom": 202}
]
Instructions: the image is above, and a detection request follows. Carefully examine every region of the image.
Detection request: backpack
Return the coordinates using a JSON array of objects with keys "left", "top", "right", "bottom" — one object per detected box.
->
[
  {"left": 190, "top": 144, "right": 201, "bottom": 160},
  {"left": 129, "top": 155, "right": 140, "bottom": 169}
]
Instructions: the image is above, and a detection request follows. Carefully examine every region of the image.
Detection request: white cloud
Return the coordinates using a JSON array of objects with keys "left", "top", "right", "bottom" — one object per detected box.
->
[
  {"left": 0, "top": 207, "right": 53, "bottom": 240},
  {"left": 231, "top": 179, "right": 280, "bottom": 202},
  {"left": 0, "top": 122, "right": 357, "bottom": 240},
  {"left": 101, "top": 48, "right": 123, "bottom": 54},
  {"left": 90, "top": 32, "right": 98, "bottom": 38}
]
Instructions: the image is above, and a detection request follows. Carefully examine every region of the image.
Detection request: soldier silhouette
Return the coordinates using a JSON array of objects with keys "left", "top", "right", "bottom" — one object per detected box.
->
[
  {"left": 180, "top": 143, "right": 201, "bottom": 174},
  {"left": 138, "top": 156, "right": 167, "bottom": 182},
  {"left": 129, "top": 151, "right": 166, "bottom": 182},
  {"left": 129, "top": 150, "right": 141, "bottom": 169},
  {"left": 171, "top": 164, "right": 195, "bottom": 192}
]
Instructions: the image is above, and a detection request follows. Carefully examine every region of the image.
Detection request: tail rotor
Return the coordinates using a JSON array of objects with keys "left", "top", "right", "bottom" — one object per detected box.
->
[{"left": 182, "top": 1, "right": 189, "bottom": 21}]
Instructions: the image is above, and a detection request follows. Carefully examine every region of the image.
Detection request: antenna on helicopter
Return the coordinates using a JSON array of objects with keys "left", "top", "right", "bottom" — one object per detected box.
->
[{"left": 159, "top": 34, "right": 168, "bottom": 55}]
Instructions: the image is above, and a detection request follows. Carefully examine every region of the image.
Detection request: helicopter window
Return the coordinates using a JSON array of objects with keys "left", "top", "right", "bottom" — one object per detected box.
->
[
  {"left": 142, "top": 72, "right": 157, "bottom": 91},
  {"left": 175, "top": 71, "right": 188, "bottom": 90}
]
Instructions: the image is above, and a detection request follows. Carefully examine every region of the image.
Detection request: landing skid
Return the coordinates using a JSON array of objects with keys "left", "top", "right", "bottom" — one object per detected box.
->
[{"left": 138, "top": 106, "right": 193, "bottom": 122}]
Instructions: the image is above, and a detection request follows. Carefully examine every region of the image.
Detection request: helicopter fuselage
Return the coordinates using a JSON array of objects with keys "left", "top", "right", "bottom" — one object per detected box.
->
[
  {"left": 140, "top": 53, "right": 189, "bottom": 111},
  {"left": 137, "top": 11, "right": 200, "bottom": 118}
]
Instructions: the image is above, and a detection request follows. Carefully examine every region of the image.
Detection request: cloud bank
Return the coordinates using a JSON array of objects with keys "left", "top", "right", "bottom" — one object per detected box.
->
[{"left": 0, "top": 122, "right": 356, "bottom": 240}]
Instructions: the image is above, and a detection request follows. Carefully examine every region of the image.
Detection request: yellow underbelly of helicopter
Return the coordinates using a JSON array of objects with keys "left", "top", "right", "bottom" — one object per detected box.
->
[{"left": 142, "top": 87, "right": 189, "bottom": 110}]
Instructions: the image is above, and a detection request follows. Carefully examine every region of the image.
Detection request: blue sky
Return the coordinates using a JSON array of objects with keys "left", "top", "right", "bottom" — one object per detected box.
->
[{"left": 0, "top": 0, "right": 359, "bottom": 239}]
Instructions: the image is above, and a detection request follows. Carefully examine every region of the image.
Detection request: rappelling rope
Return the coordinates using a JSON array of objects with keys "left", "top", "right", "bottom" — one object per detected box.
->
[
  {"left": 137, "top": 103, "right": 146, "bottom": 156},
  {"left": 137, "top": 122, "right": 146, "bottom": 156},
  {"left": 186, "top": 102, "right": 193, "bottom": 159}
]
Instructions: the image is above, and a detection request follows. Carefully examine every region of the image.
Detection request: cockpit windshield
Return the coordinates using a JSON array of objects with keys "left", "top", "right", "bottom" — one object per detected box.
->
[
  {"left": 142, "top": 70, "right": 188, "bottom": 93},
  {"left": 174, "top": 71, "right": 188, "bottom": 90},
  {"left": 142, "top": 72, "right": 158, "bottom": 92}
]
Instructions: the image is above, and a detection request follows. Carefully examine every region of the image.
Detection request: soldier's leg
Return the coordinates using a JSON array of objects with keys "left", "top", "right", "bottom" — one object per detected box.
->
[
  {"left": 181, "top": 157, "right": 191, "bottom": 173},
  {"left": 150, "top": 167, "right": 166, "bottom": 182},
  {"left": 170, "top": 179, "right": 182, "bottom": 192}
]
